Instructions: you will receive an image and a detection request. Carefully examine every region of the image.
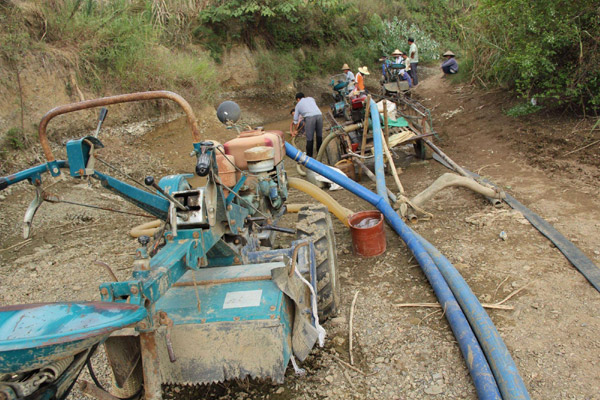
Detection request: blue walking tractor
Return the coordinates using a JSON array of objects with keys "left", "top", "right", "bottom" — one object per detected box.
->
[{"left": 0, "top": 91, "right": 339, "bottom": 400}]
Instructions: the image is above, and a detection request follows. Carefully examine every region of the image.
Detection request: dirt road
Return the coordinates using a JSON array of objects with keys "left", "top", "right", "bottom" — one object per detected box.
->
[{"left": 0, "top": 71, "right": 599, "bottom": 399}]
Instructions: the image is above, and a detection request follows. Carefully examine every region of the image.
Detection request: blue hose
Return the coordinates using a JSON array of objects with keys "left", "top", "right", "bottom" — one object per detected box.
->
[
  {"left": 286, "top": 143, "right": 504, "bottom": 400},
  {"left": 413, "top": 231, "right": 530, "bottom": 399},
  {"left": 369, "top": 99, "right": 389, "bottom": 205}
]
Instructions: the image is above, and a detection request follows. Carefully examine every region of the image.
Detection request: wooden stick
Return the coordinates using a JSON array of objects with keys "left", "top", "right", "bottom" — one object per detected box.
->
[
  {"left": 349, "top": 290, "right": 360, "bottom": 365},
  {"left": 564, "top": 139, "right": 600, "bottom": 156},
  {"left": 493, "top": 275, "right": 510, "bottom": 301},
  {"left": 0, "top": 239, "right": 32, "bottom": 253},
  {"left": 330, "top": 354, "right": 372, "bottom": 376},
  {"left": 380, "top": 125, "right": 405, "bottom": 195},
  {"left": 383, "top": 100, "right": 390, "bottom": 148},
  {"left": 495, "top": 282, "right": 531, "bottom": 305},
  {"left": 358, "top": 96, "right": 371, "bottom": 181},
  {"left": 393, "top": 302, "right": 514, "bottom": 311},
  {"left": 342, "top": 368, "right": 356, "bottom": 389},
  {"left": 418, "top": 309, "right": 442, "bottom": 326}
]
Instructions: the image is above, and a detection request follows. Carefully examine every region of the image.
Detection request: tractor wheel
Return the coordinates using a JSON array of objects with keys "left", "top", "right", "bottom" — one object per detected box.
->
[
  {"left": 296, "top": 205, "right": 340, "bottom": 320},
  {"left": 110, "top": 364, "right": 143, "bottom": 399}
]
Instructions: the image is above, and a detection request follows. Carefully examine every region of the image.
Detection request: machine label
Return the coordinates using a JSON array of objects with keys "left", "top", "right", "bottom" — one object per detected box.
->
[{"left": 223, "top": 290, "right": 263, "bottom": 309}]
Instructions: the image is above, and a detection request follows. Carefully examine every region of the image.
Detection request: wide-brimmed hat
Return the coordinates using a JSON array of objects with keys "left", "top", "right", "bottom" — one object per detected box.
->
[
  {"left": 341, "top": 63, "right": 350, "bottom": 70},
  {"left": 443, "top": 50, "right": 455, "bottom": 57},
  {"left": 358, "top": 66, "right": 370, "bottom": 75},
  {"left": 391, "top": 49, "right": 403, "bottom": 56}
]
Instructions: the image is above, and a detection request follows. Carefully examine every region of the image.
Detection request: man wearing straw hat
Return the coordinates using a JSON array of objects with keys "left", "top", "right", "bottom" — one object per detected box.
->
[
  {"left": 441, "top": 51, "right": 459, "bottom": 75},
  {"left": 342, "top": 63, "right": 355, "bottom": 91},
  {"left": 391, "top": 49, "right": 403, "bottom": 64},
  {"left": 392, "top": 50, "right": 412, "bottom": 87},
  {"left": 356, "top": 66, "right": 370, "bottom": 92}
]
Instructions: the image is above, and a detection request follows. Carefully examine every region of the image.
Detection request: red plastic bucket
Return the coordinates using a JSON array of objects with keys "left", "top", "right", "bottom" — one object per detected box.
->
[{"left": 348, "top": 211, "right": 386, "bottom": 257}]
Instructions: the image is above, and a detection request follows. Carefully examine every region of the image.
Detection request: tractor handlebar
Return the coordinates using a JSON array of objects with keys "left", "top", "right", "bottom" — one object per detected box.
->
[{"left": 38, "top": 90, "right": 201, "bottom": 162}]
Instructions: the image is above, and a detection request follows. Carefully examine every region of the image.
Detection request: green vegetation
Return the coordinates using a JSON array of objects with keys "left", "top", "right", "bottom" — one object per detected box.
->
[
  {"left": 1, "top": 0, "right": 597, "bottom": 114},
  {"left": 368, "top": 16, "right": 441, "bottom": 61},
  {"left": 462, "top": 0, "right": 600, "bottom": 113},
  {"left": 5, "top": 127, "right": 25, "bottom": 150},
  {"left": 505, "top": 103, "right": 544, "bottom": 118},
  {"left": 0, "top": 0, "right": 218, "bottom": 100}
]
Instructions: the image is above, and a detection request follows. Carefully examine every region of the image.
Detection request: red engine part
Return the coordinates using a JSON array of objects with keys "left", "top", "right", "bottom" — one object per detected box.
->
[{"left": 351, "top": 94, "right": 367, "bottom": 110}]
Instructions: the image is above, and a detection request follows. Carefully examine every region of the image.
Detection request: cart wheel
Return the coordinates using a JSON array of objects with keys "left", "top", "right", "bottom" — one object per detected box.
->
[
  {"left": 296, "top": 205, "right": 340, "bottom": 320},
  {"left": 326, "top": 136, "right": 342, "bottom": 165},
  {"left": 413, "top": 139, "right": 432, "bottom": 160}
]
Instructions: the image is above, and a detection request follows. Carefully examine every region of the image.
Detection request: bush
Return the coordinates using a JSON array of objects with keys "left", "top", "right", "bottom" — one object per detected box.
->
[
  {"left": 5, "top": 127, "right": 25, "bottom": 150},
  {"left": 255, "top": 50, "right": 300, "bottom": 89},
  {"left": 463, "top": 0, "right": 600, "bottom": 112},
  {"left": 369, "top": 17, "right": 441, "bottom": 62},
  {"left": 505, "top": 103, "right": 543, "bottom": 117}
]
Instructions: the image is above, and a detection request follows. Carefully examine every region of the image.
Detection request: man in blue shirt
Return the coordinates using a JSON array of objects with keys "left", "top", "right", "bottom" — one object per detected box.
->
[{"left": 293, "top": 93, "right": 323, "bottom": 158}]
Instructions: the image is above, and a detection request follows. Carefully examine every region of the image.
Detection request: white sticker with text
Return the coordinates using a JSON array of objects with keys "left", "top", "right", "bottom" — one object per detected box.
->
[{"left": 223, "top": 290, "right": 263, "bottom": 309}]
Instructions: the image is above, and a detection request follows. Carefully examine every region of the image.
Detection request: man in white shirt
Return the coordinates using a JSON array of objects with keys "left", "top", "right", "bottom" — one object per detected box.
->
[
  {"left": 408, "top": 38, "right": 419, "bottom": 86},
  {"left": 293, "top": 93, "right": 323, "bottom": 158}
]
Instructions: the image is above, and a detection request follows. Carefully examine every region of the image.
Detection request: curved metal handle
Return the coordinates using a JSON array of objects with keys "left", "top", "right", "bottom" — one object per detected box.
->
[{"left": 38, "top": 90, "right": 201, "bottom": 162}]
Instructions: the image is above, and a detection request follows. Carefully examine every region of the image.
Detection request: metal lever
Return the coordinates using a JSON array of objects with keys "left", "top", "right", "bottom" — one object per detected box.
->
[
  {"left": 144, "top": 176, "right": 188, "bottom": 211},
  {"left": 93, "top": 107, "right": 108, "bottom": 138},
  {"left": 260, "top": 225, "right": 296, "bottom": 235}
]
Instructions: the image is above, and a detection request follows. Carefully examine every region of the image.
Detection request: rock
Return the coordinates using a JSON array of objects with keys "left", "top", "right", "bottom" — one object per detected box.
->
[
  {"left": 375, "top": 357, "right": 385, "bottom": 364},
  {"left": 424, "top": 383, "right": 445, "bottom": 395},
  {"left": 454, "top": 262, "right": 470, "bottom": 270},
  {"left": 275, "top": 387, "right": 284, "bottom": 394},
  {"left": 330, "top": 316, "right": 346, "bottom": 326},
  {"left": 325, "top": 375, "right": 334, "bottom": 383},
  {"left": 332, "top": 336, "right": 345, "bottom": 346}
]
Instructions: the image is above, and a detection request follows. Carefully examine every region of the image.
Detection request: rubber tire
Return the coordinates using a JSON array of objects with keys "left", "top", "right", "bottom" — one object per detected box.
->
[
  {"left": 110, "top": 364, "right": 143, "bottom": 399},
  {"left": 296, "top": 205, "right": 340, "bottom": 320}
]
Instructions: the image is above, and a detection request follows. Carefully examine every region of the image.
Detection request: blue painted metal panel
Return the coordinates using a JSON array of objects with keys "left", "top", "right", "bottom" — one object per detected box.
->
[
  {"left": 156, "top": 263, "right": 286, "bottom": 325},
  {"left": 94, "top": 171, "right": 170, "bottom": 219},
  {"left": 65, "top": 136, "right": 104, "bottom": 177},
  {"left": 0, "top": 302, "right": 145, "bottom": 374},
  {"left": 158, "top": 174, "right": 193, "bottom": 194},
  {"left": 0, "top": 161, "right": 68, "bottom": 189},
  {"left": 226, "top": 175, "right": 246, "bottom": 206}
]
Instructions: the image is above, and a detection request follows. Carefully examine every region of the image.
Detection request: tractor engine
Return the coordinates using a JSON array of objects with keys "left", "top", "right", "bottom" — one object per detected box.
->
[{"left": 222, "top": 128, "right": 288, "bottom": 219}]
